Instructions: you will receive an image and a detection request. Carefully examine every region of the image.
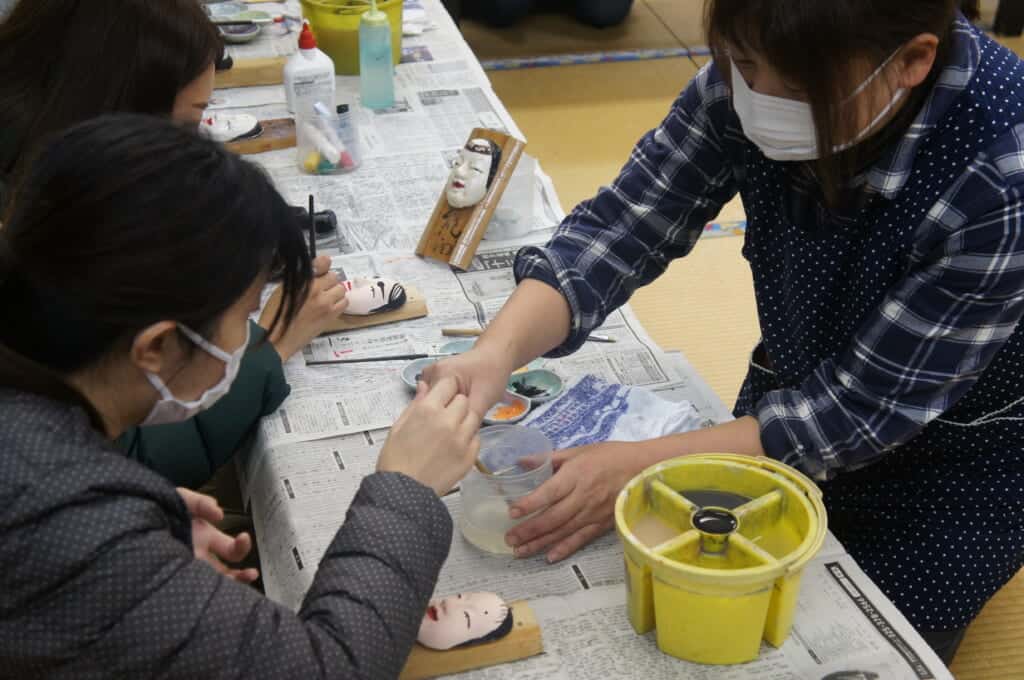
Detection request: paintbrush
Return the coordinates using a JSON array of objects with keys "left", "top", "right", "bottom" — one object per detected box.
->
[
  {"left": 308, "top": 194, "right": 316, "bottom": 259},
  {"left": 211, "top": 19, "right": 274, "bottom": 26},
  {"left": 441, "top": 327, "right": 485, "bottom": 338},
  {"left": 442, "top": 328, "right": 617, "bottom": 343},
  {"left": 305, "top": 352, "right": 456, "bottom": 366}
]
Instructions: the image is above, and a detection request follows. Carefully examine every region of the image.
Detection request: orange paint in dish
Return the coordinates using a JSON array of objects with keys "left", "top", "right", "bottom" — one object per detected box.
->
[{"left": 492, "top": 401, "right": 527, "bottom": 420}]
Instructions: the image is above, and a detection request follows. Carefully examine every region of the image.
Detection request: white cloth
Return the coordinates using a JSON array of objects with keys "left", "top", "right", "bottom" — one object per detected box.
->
[{"left": 521, "top": 374, "right": 706, "bottom": 449}]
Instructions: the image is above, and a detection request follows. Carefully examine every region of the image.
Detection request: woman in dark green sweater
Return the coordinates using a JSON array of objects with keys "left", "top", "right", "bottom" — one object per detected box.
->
[{"left": 0, "top": 0, "right": 346, "bottom": 488}]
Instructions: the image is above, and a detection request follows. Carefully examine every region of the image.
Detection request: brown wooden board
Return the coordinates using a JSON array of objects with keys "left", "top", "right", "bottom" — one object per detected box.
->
[
  {"left": 400, "top": 601, "right": 543, "bottom": 680},
  {"left": 225, "top": 118, "right": 297, "bottom": 155},
  {"left": 214, "top": 56, "right": 289, "bottom": 88},
  {"left": 416, "top": 128, "right": 525, "bottom": 271},
  {"left": 263, "top": 284, "right": 428, "bottom": 335}
]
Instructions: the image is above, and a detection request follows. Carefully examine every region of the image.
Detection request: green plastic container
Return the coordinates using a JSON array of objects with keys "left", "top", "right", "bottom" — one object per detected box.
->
[{"left": 300, "top": 0, "right": 403, "bottom": 75}]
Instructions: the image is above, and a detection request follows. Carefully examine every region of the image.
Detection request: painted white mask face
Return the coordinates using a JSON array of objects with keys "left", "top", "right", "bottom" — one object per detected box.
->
[
  {"left": 446, "top": 139, "right": 496, "bottom": 209},
  {"left": 341, "top": 277, "right": 407, "bottom": 316},
  {"left": 417, "top": 592, "right": 512, "bottom": 651},
  {"left": 198, "top": 113, "right": 260, "bottom": 143}
]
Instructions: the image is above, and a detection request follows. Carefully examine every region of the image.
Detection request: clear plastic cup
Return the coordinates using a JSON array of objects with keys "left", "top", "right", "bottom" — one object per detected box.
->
[
  {"left": 296, "top": 103, "right": 361, "bottom": 175},
  {"left": 459, "top": 425, "right": 553, "bottom": 554}
]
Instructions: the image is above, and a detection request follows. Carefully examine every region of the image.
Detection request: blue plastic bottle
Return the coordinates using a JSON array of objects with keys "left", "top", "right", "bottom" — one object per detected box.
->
[{"left": 359, "top": 0, "right": 395, "bottom": 109}]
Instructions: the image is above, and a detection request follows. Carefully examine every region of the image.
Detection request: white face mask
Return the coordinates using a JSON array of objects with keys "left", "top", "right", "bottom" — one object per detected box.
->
[
  {"left": 730, "top": 50, "right": 907, "bottom": 161},
  {"left": 141, "top": 324, "right": 249, "bottom": 426}
]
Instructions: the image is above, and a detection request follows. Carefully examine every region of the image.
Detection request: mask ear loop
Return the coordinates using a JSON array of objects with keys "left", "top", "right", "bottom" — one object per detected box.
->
[
  {"left": 140, "top": 323, "right": 232, "bottom": 401},
  {"left": 177, "top": 324, "right": 233, "bottom": 363},
  {"left": 139, "top": 326, "right": 209, "bottom": 408},
  {"left": 843, "top": 47, "right": 903, "bottom": 103},
  {"left": 835, "top": 48, "right": 908, "bottom": 152}
]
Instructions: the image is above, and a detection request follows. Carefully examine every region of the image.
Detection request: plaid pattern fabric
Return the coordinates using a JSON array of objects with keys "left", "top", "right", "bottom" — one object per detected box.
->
[{"left": 515, "top": 17, "right": 1024, "bottom": 481}]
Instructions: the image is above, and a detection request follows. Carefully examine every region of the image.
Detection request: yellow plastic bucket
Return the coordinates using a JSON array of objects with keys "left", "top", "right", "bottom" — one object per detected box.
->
[
  {"left": 615, "top": 454, "right": 827, "bottom": 665},
  {"left": 300, "top": 0, "right": 403, "bottom": 75}
]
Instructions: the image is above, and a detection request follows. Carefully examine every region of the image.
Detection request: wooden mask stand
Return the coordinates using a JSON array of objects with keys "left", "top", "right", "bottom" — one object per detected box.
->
[
  {"left": 416, "top": 128, "right": 525, "bottom": 271},
  {"left": 400, "top": 600, "right": 543, "bottom": 679}
]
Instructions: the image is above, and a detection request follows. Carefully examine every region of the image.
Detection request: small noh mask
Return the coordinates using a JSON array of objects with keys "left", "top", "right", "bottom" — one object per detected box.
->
[
  {"left": 446, "top": 138, "right": 502, "bottom": 209},
  {"left": 198, "top": 113, "right": 261, "bottom": 143},
  {"left": 417, "top": 592, "right": 514, "bottom": 651},
  {"left": 342, "top": 277, "right": 407, "bottom": 316}
]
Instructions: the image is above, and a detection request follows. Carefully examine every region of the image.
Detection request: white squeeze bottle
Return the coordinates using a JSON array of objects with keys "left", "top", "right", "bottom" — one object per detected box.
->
[{"left": 283, "top": 21, "right": 336, "bottom": 115}]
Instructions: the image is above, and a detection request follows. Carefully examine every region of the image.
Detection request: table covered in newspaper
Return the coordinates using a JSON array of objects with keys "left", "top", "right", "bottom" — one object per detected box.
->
[{"left": 219, "top": 2, "right": 955, "bottom": 678}]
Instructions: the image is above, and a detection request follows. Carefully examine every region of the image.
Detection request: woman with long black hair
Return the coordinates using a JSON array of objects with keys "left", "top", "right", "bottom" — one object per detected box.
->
[
  {"left": 0, "top": 114, "right": 480, "bottom": 677},
  {"left": 0, "top": 0, "right": 348, "bottom": 489}
]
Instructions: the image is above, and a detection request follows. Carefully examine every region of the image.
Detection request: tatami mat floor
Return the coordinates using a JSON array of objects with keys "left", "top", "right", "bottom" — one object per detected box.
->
[
  {"left": 464, "top": 0, "right": 1004, "bottom": 62},
  {"left": 484, "top": 13, "right": 1023, "bottom": 677}
]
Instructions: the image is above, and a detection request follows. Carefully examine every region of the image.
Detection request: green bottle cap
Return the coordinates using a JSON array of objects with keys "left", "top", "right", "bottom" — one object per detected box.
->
[{"left": 362, "top": 0, "right": 389, "bottom": 26}]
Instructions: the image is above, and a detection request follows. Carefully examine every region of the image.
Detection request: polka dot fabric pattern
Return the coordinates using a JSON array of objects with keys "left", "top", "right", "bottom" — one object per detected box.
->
[
  {"left": 734, "top": 24, "right": 1024, "bottom": 631},
  {"left": 516, "top": 18, "right": 1024, "bottom": 632},
  {"left": 0, "top": 390, "right": 453, "bottom": 679}
]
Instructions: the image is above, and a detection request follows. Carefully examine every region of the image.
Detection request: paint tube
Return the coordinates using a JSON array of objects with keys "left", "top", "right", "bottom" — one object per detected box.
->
[
  {"left": 300, "top": 122, "right": 341, "bottom": 166},
  {"left": 313, "top": 102, "right": 356, "bottom": 170}
]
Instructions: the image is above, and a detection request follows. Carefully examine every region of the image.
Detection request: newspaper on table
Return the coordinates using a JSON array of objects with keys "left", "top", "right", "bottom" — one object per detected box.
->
[
  {"left": 213, "top": 0, "right": 539, "bottom": 254},
  {"left": 244, "top": 429, "right": 952, "bottom": 680},
  {"left": 212, "top": 80, "right": 535, "bottom": 252},
  {"left": 218, "top": 2, "right": 301, "bottom": 62},
  {"left": 242, "top": 330, "right": 727, "bottom": 608},
  {"left": 249, "top": 239, "right": 727, "bottom": 456},
  {"left": 239, "top": 241, "right": 950, "bottom": 680}
]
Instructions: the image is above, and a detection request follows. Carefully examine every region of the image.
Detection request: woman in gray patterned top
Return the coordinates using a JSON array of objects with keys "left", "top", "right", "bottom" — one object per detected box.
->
[{"left": 0, "top": 114, "right": 481, "bottom": 679}]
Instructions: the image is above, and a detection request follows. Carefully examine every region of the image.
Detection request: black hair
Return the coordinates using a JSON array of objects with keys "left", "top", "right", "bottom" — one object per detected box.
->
[
  {"left": 0, "top": 0, "right": 222, "bottom": 182},
  {"left": 456, "top": 606, "right": 514, "bottom": 648},
  {"left": 706, "top": 0, "right": 960, "bottom": 207},
  {"left": 0, "top": 114, "right": 311, "bottom": 429},
  {"left": 465, "top": 139, "right": 503, "bottom": 189}
]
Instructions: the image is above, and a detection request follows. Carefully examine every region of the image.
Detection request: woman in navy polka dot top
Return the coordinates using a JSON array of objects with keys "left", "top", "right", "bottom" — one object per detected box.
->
[{"left": 428, "top": 1, "right": 1024, "bottom": 665}]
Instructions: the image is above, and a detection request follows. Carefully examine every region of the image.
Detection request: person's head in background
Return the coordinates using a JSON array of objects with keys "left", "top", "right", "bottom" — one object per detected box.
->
[
  {"left": 0, "top": 114, "right": 311, "bottom": 437},
  {"left": 706, "top": 0, "right": 965, "bottom": 206},
  {"left": 0, "top": 0, "right": 221, "bottom": 180}
]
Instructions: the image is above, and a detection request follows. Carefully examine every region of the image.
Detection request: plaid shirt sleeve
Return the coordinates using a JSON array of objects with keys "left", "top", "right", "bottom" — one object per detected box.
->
[
  {"left": 760, "top": 123, "right": 1024, "bottom": 480},
  {"left": 514, "top": 63, "right": 739, "bottom": 356}
]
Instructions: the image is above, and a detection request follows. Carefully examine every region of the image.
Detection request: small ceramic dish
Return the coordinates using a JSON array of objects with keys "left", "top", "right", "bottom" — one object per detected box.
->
[
  {"left": 483, "top": 391, "right": 532, "bottom": 425},
  {"left": 507, "top": 369, "right": 564, "bottom": 405},
  {"left": 440, "top": 339, "right": 477, "bottom": 355},
  {"left": 219, "top": 24, "right": 262, "bottom": 43},
  {"left": 401, "top": 357, "right": 438, "bottom": 390},
  {"left": 439, "top": 338, "right": 548, "bottom": 373},
  {"left": 439, "top": 339, "right": 544, "bottom": 373}
]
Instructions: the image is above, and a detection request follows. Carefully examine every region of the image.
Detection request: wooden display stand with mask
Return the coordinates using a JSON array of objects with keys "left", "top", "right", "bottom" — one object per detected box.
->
[
  {"left": 416, "top": 129, "right": 526, "bottom": 271},
  {"left": 400, "top": 593, "right": 543, "bottom": 679},
  {"left": 262, "top": 200, "right": 428, "bottom": 333}
]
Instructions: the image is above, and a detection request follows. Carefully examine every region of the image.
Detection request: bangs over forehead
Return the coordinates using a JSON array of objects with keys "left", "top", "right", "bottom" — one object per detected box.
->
[
  {"left": 703, "top": 0, "right": 960, "bottom": 208},
  {"left": 705, "top": 0, "right": 852, "bottom": 87},
  {"left": 705, "top": 0, "right": 958, "bottom": 86}
]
